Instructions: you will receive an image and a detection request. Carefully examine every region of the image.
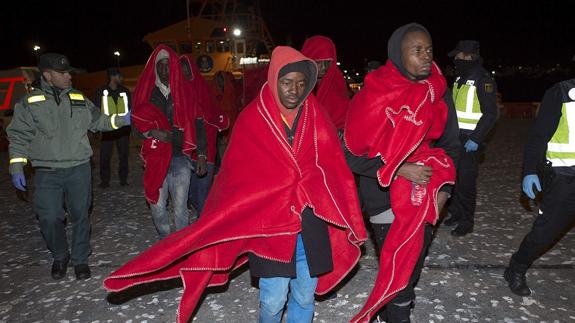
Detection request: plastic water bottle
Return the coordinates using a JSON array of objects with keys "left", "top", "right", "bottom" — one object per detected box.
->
[
  {"left": 411, "top": 181, "right": 427, "bottom": 206},
  {"left": 411, "top": 162, "right": 427, "bottom": 206}
]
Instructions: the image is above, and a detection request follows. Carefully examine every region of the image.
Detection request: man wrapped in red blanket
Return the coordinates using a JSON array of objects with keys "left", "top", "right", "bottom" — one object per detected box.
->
[
  {"left": 180, "top": 55, "right": 229, "bottom": 215},
  {"left": 131, "top": 45, "right": 201, "bottom": 238},
  {"left": 301, "top": 35, "right": 350, "bottom": 130},
  {"left": 345, "top": 23, "right": 456, "bottom": 322},
  {"left": 104, "top": 46, "right": 367, "bottom": 323}
]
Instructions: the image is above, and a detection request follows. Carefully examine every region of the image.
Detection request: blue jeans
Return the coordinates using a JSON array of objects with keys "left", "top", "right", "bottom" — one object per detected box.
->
[
  {"left": 259, "top": 235, "right": 317, "bottom": 323},
  {"left": 150, "top": 156, "right": 193, "bottom": 238},
  {"left": 188, "top": 161, "right": 215, "bottom": 215}
]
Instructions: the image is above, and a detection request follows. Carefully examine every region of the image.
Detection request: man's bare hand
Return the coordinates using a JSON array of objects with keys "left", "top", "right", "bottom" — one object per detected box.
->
[
  {"left": 149, "top": 129, "right": 172, "bottom": 143},
  {"left": 397, "top": 162, "right": 432, "bottom": 184},
  {"left": 196, "top": 156, "right": 208, "bottom": 177}
]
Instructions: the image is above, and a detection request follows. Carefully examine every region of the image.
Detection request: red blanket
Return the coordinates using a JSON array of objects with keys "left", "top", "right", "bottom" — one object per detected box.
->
[
  {"left": 180, "top": 55, "right": 229, "bottom": 163},
  {"left": 132, "top": 45, "right": 196, "bottom": 204},
  {"left": 345, "top": 61, "right": 455, "bottom": 322},
  {"left": 301, "top": 35, "right": 350, "bottom": 129},
  {"left": 131, "top": 45, "right": 196, "bottom": 204},
  {"left": 104, "top": 46, "right": 367, "bottom": 323}
]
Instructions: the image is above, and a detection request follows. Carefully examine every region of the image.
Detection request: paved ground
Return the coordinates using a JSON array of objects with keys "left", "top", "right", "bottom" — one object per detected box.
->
[{"left": 0, "top": 119, "right": 573, "bottom": 323}]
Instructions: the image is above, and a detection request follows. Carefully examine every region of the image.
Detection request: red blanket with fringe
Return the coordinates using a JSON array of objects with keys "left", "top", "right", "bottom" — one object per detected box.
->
[
  {"left": 301, "top": 35, "right": 350, "bottom": 129},
  {"left": 132, "top": 45, "right": 196, "bottom": 204},
  {"left": 345, "top": 60, "right": 455, "bottom": 322},
  {"left": 104, "top": 80, "right": 367, "bottom": 322}
]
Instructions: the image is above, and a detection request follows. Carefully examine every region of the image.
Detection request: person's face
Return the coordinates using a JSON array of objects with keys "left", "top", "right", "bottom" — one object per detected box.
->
[
  {"left": 156, "top": 58, "right": 170, "bottom": 86},
  {"left": 454, "top": 52, "right": 473, "bottom": 61},
  {"left": 316, "top": 60, "right": 332, "bottom": 80},
  {"left": 180, "top": 60, "right": 193, "bottom": 80},
  {"left": 43, "top": 70, "right": 72, "bottom": 89},
  {"left": 401, "top": 31, "right": 433, "bottom": 80},
  {"left": 111, "top": 74, "right": 123, "bottom": 86},
  {"left": 277, "top": 71, "right": 307, "bottom": 109}
]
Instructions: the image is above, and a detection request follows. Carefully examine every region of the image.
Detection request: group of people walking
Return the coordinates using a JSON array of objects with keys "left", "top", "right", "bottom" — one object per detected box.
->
[{"left": 6, "top": 20, "right": 574, "bottom": 322}]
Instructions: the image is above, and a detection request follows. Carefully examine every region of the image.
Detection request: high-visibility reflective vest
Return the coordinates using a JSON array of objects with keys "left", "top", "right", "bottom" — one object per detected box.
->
[
  {"left": 452, "top": 77, "right": 482, "bottom": 131},
  {"left": 101, "top": 89, "right": 128, "bottom": 116},
  {"left": 546, "top": 100, "right": 575, "bottom": 167}
]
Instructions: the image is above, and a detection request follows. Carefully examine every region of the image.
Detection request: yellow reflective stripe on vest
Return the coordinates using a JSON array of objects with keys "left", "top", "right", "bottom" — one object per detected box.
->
[
  {"left": 10, "top": 157, "right": 28, "bottom": 164},
  {"left": 118, "top": 92, "right": 129, "bottom": 116},
  {"left": 547, "top": 101, "right": 575, "bottom": 166},
  {"left": 69, "top": 93, "right": 85, "bottom": 101},
  {"left": 27, "top": 95, "right": 46, "bottom": 103},
  {"left": 111, "top": 114, "right": 119, "bottom": 129},
  {"left": 453, "top": 81, "right": 482, "bottom": 130},
  {"left": 102, "top": 89, "right": 110, "bottom": 115}
]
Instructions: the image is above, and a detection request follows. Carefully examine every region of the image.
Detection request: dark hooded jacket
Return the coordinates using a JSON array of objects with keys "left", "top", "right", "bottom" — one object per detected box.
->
[{"left": 345, "top": 23, "right": 460, "bottom": 217}]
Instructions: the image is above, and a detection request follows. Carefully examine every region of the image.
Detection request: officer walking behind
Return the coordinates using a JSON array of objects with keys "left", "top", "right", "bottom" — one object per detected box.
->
[
  {"left": 7, "top": 53, "right": 131, "bottom": 280},
  {"left": 94, "top": 67, "right": 131, "bottom": 188},
  {"left": 445, "top": 40, "right": 498, "bottom": 236},
  {"left": 504, "top": 75, "right": 575, "bottom": 296}
]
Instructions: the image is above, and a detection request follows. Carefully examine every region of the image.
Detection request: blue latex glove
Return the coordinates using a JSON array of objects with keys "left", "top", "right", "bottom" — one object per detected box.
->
[
  {"left": 11, "top": 173, "right": 26, "bottom": 191},
  {"left": 522, "top": 174, "right": 541, "bottom": 199},
  {"left": 464, "top": 139, "right": 479, "bottom": 152},
  {"left": 122, "top": 110, "right": 131, "bottom": 126}
]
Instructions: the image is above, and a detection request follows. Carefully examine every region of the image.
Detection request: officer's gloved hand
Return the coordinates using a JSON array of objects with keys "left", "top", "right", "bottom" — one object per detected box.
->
[
  {"left": 522, "top": 174, "right": 541, "bottom": 199},
  {"left": 11, "top": 173, "right": 26, "bottom": 191},
  {"left": 464, "top": 139, "right": 479, "bottom": 152},
  {"left": 122, "top": 110, "right": 131, "bottom": 126}
]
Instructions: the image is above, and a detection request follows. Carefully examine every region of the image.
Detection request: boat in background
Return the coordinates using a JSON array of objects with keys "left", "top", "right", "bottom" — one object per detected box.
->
[{"left": 73, "top": 0, "right": 274, "bottom": 101}]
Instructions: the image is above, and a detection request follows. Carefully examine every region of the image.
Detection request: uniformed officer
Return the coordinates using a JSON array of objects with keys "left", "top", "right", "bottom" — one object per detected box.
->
[
  {"left": 504, "top": 76, "right": 575, "bottom": 296},
  {"left": 445, "top": 40, "right": 498, "bottom": 236},
  {"left": 94, "top": 67, "right": 131, "bottom": 188},
  {"left": 7, "top": 53, "right": 131, "bottom": 280}
]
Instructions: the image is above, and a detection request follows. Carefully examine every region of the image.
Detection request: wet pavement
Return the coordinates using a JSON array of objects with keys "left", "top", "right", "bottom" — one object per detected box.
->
[{"left": 0, "top": 119, "right": 573, "bottom": 323}]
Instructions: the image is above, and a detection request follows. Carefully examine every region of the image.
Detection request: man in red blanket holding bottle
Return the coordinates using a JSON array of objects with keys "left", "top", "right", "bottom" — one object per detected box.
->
[
  {"left": 345, "top": 23, "right": 456, "bottom": 322},
  {"left": 104, "top": 46, "right": 367, "bottom": 323}
]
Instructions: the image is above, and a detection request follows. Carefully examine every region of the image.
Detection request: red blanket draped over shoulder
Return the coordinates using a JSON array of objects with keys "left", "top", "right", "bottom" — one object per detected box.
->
[
  {"left": 180, "top": 55, "right": 229, "bottom": 163},
  {"left": 301, "top": 35, "right": 350, "bottom": 129},
  {"left": 104, "top": 46, "right": 367, "bottom": 323},
  {"left": 131, "top": 45, "right": 197, "bottom": 204},
  {"left": 345, "top": 61, "right": 456, "bottom": 322}
]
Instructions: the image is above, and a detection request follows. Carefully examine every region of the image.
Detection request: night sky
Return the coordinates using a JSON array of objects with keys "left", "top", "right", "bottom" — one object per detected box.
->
[{"left": 2, "top": 0, "right": 574, "bottom": 99}]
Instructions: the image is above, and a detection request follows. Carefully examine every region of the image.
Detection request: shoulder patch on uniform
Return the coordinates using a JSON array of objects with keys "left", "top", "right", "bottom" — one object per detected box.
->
[
  {"left": 27, "top": 95, "right": 46, "bottom": 103},
  {"left": 69, "top": 93, "right": 85, "bottom": 101},
  {"left": 484, "top": 83, "right": 494, "bottom": 93}
]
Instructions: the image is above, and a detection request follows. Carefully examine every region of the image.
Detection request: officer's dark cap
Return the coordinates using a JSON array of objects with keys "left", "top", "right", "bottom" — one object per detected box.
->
[
  {"left": 448, "top": 40, "right": 480, "bottom": 57},
  {"left": 107, "top": 67, "right": 122, "bottom": 77},
  {"left": 38, "top": 53, "right": 75, "bottom": 72}
]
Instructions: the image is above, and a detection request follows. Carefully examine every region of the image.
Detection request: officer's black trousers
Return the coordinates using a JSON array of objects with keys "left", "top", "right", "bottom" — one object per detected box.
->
[
  {"left": 513, "top": 173, "right": 575, "bottom": 267},
  {"left": 448, "top": 137, "right": 480, "bottom": 227},
  {"left": 99, "top": 128, "right": 130, "bottom": 184}
]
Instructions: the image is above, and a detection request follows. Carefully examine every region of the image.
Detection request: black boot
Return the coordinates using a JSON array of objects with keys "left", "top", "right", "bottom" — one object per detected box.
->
[
  {"left": 51, "top": 256, "right": 69, "bottom": 280},
  {"left": 504, "top": 258, "right": 531, "bottom": 296},
  {"left": 385, "top": 301, "right": 411, "bottom": 323}
]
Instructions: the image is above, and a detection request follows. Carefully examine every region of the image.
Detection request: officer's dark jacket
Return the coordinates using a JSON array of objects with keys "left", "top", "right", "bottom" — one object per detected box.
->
[
  {"left": 454, "top": 64, "right": 498, "bottom": 144},
  {"left": 523, "top": 78, "right": 575, "bottom": 176}
]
